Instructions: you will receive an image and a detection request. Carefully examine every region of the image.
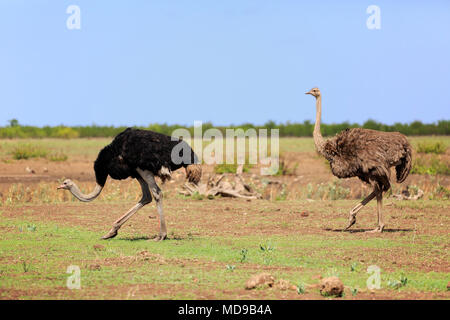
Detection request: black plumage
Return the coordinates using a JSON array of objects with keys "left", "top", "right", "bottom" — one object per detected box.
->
[
  {"left": 94, "top": 127, "right": 201, "bottom": 186},
  {"left": 58, "top": 127, "right": 201, "bottom": 240}
]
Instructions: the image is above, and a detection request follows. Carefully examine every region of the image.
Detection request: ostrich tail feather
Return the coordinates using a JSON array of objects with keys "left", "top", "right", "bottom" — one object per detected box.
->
[
  {"left": 396, "top": 144, "right": 412, "bottom": 183},
  {"left": 186, "top": 164, "right": 202, "bottom": 185}
]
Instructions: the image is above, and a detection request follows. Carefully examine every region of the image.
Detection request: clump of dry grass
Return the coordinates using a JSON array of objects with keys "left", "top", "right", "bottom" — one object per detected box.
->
[{"left": 305, "top": 180, "right": 350, "bottom": 200}]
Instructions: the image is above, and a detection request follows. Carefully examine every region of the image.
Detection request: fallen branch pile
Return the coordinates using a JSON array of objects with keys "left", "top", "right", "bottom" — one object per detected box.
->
[
  {"left": 391, "top": 186, "right": 424, "bottom": 200},
  {"left": 179, "top": 165, "right": 262, "bottom": 199}
]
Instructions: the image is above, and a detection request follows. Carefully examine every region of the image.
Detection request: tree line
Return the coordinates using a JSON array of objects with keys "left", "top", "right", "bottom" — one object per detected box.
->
[{"left": 0, "top": 119, "right": 448, "bottom": 139}]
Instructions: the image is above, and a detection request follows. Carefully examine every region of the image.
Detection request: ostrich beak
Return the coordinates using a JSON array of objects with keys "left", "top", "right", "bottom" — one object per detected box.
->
[
  {"left": 57, "top": 184, "right": 65, "bottom": 190},
  {"left": 305, "top": 91, "right": 312, "bottom": 95}
]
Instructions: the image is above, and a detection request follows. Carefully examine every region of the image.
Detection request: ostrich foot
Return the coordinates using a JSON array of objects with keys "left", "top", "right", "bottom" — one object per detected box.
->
[
  {"left": 101, "top": 228, "right": 118, "bottom": 240},
  {"left": 365, "top": 225, "right": 385, "bottom": 233},
  {"left": 344, "top": 215, "right": 356, "bottom": 231},
  {"left": 154, "top": 233, "right": 167, "bottom": 241}
]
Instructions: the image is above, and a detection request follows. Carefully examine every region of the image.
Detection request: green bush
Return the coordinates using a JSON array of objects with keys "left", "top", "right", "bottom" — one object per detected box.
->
[
  {"left": 416, "top": 141, "right": 447, "bottom": 154},
  {"left": 12, "top": 144, "right": 48, "bottom": 160},
  {"left": 411, "top": 157, "right": 450, "bottom": 175},
  {"left": 52, "top": 127, "right": 80, "bottom": 139}
]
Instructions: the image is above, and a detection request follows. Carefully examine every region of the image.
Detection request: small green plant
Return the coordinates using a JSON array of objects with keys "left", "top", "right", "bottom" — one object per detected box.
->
[
  {"left": 326, "top": 267, "right": 339, "bottom": 278},
  {"left": 296, "top": 282, "right": 306, "bottom": 294},
  {"left": 48, "top": 152, "right": 68, "bottom": 162},
  {"left": 417, "top": 141, "right": 447, "bottom": 154},
  {"left": 214, "top": 163, "right": 250, "bottom": 174},
  {"left": 306, "top": 183, "right": 314, "bottom": 199},
  {"left": 387, "top": 274, "right": 408, "bottom": 289},
  {"left": 259, "top": 241, "right": 275, "bottom": 265},
  {"left": 350, "top": 262, "right": 358, "bottom": 272},
  {"left": 225, "top": 264, "right": 235, "bottom": 272},
  {"left": 20, "top": 258, "right": 31, "bottom": 273},
  {"left": 26, "top": 224, "right": 37, "bottom": 232},
  {"left": 400, "top": 275, "right": 408, "bottom": 287},
  {"left": 190, "top": 191, "right": 204, "bottom": 200},
  {"left": 239, "top": 248, "right": 248, "bottom": 263},
  {"left": 275, "top": 184, "right": 288, "bottom": 201},
  {"left": 351, "top": 288, "right": 358, "bottom": 296}
]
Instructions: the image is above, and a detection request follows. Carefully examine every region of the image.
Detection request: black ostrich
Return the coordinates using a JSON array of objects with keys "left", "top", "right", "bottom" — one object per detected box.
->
[{"left": 57, "top": 128, "right": 202, "bottom": 240}]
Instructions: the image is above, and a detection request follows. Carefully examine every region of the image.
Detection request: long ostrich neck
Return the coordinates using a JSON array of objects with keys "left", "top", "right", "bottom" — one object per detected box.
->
[
  {"left": 69, "top": 183, "right": 103, "bottom": 202},
  {"left": 313, "top": 95, "right": 327, "bottom": 156}
]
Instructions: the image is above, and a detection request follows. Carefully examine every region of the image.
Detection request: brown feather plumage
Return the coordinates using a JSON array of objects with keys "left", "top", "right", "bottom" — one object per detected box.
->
[
  {"left": 324, "top": 128, "right": 412, "bottom": 190},
  {"left": 306, "top": 87, "right": 413, "bottom": 232},
  {"left": 185, "top": 164, "right": 202, "bottom": 185}
]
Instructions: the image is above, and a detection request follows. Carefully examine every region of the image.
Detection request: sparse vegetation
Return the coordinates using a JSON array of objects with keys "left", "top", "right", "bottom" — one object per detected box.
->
[
  {"left": 214, "top": 163, "right": 250, "bottom": 174},
  {"left": 429, "top": 184, "right": 450, "bottom": 200},
  {"left": 296, "top": 282, "right": 306, "bottom": 294},
  {"left": 225, "top": 264, "right": 235, "bottom": 272},
  {"left": 275, "top": 155, "right": 298, "bottom": 176},
  {"left": 306, "top": 180, "right": 350, "bottom": 200},
  {"left": 416, "top": 141, "right": 447, "bottom": 154},
  {"left": 48, "top": 152, "right": 68, "bottom": 162},
  {"left": 239, "top": 248, "right": 248, "bottom": 263},
  {"left": 387, "top": 275, "right": 408, "bottom": 289},
  {"left": 9, "top": 144, "right": 68, "bottom": 162},
  {"left": 11, "top": 144, "right": 48, "bottom": 160},
  {"left": 411, "top": 156, "right": 450, "bottom": 175}
]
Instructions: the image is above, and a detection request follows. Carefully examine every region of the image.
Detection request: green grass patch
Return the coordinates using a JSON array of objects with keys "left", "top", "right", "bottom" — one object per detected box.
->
[
  {"left": 416, "top": 141, "right": 447, "bottom": 154},
  {"left": 411, "top": 156, "right": 450, "bottom": 175},
  {"left": 11, "top": 144, "right": 48, "bottom": 160}
]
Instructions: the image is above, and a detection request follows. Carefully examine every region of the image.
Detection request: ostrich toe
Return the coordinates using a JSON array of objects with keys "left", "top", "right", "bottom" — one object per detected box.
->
[{"left": 101, "top": 228, "right": 118, "bottom": 240}]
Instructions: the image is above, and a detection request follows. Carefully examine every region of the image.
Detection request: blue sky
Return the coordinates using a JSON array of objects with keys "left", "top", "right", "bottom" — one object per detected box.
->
[{"left": 0, "top": 0, "right": 449, "bottom": 127}]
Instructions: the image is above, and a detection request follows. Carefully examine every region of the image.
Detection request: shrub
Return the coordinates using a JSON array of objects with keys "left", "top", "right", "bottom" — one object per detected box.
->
[
  {"left": 417, "top": 141, "right": 447, "bottom": 154},
  {"left": 48, "top": 152, "right": 68, "bottom": 162},
  {"left": 214, "top": 163, "right": 250, "bottom": 174},
  {"left": 52, "top": 127, "right": 80, "bottom": 139},
  {"left": 412, "top": 157, "right": 450, "bottom": 175},
  {"left": 12, "top": 144, "right": 48, "bottom": 160}
]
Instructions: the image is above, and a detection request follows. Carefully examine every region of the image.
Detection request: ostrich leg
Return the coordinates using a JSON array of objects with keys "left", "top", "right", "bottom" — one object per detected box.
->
[
  {"left": 366, "top": 192, "right": 385, "bottom": 233},
  {"left": 136, "top": 168, "right": 167, "bottom": 241},
  {"left": 344, "top": 187, "right": 379, "bottom": 230},
  {"left": 102, "top": 176, "right": 152, "bottom": 239}
]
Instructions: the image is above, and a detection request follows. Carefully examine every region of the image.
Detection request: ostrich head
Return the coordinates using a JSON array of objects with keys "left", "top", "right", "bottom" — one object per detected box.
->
[
  {"left": 305, "top": 87, "right": 321, "bottom": 98},
  {"left": 57, "top": 179, "right": 74, "bottom": 190}
]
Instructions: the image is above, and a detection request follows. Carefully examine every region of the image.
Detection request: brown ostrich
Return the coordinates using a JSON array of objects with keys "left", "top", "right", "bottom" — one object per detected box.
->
[{"left": 305, "top": 87, "right": 412, "bottom": 232}]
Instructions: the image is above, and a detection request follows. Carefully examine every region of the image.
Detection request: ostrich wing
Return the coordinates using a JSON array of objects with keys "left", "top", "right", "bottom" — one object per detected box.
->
[{"left": 327, "top": 128, "right": 410, "bottom": 181}]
